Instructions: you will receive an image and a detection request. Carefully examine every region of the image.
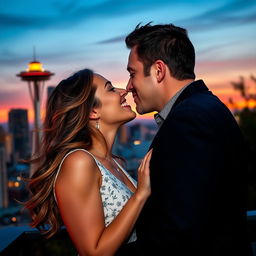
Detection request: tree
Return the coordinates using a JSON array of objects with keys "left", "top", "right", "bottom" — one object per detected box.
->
[{"left": 230, "top": 75, "right": 256, "bottom": 209}]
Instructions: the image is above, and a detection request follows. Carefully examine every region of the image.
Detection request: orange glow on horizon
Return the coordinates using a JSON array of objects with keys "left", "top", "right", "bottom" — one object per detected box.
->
[
  {"left": 0, "top": 105, "right": 154, "bottom": 123},
  {"left": 0, "top": 107, "right": 34, "bottom": 124},
  {"left": 2, "top": 98, "right": 255, "bottom": 124},
  {"left": 1, "top": 79, "right": 255, "bottom": 124}
]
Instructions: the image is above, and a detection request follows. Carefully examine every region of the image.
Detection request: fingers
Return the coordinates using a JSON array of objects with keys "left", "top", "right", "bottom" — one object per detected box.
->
[
  {"left": 136, "top": 149, "right": 153, "bottom": 198},
  {"left": 143, "top": 149, "right": 153, "bottom": 166},
  {"left": 139, "top": 149, "right": 153, "bottom": 173},
  {"left": 143, "top": 149, "right": 153, "bottom": 175}
]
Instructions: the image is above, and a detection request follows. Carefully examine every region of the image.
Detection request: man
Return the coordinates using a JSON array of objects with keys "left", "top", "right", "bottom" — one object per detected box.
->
[{"left": 117, "top": 23, "right": 251, "bottom": 255}]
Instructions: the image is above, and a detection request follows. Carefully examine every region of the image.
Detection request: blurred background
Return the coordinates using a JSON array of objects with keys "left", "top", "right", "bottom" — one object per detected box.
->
[{"left": 0, "top": 0, "right": 256, "bottom": 254}]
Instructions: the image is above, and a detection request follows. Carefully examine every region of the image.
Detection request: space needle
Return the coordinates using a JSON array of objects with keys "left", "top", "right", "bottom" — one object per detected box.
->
[{"left": 17, "top": 51, "right": 54, "bottom": 175}]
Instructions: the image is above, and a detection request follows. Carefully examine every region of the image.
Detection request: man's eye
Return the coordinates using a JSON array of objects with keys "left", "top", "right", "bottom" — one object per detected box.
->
[{"left": 130, "top": 73, "right": 135, "bottom": 78}]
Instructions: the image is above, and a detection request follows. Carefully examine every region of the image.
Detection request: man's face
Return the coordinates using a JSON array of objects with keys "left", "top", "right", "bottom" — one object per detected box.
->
[{"left": 126, "top": 47, "right": 156, "bottom": 114}]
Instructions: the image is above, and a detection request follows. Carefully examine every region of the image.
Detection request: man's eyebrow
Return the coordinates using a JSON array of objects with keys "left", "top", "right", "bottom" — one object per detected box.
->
[{"left": 104, "top": 81, "right": 112, "bottom": 88}]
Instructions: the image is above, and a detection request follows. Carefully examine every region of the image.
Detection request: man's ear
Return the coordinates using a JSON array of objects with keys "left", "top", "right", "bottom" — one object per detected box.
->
[
  {"left": 154, "top": 60, "right": 166, "bottom": 83},
  {"left": 89, "top": 109, "right": 100, "bottom": 120}
]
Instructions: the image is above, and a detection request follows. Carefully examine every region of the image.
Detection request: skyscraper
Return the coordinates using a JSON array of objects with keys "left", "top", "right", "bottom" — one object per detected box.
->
[
  {"left": 0, "top": 143, "right": 8, "bottom": 208},
  {"left": 8, "top": 109, "right": 30, "bottom": 160},
  {"left": 0, "top": 126, "right": 13, "bottom": 163}
]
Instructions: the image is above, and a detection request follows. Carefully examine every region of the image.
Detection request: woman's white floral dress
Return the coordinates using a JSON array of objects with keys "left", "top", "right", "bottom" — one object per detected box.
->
[{"left": 54, "top": 148, "right": 137, "bottom": 243}]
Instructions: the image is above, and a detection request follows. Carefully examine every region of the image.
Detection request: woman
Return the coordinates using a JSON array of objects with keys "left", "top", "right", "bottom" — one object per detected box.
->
[{"left": 25, "top": 69, "right": 152, "bottom": 256}]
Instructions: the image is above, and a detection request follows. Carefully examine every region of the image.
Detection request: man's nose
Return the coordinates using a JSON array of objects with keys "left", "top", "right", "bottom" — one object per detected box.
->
[{"left": 126, "top": 78, "right": 133, "bottom": 92}]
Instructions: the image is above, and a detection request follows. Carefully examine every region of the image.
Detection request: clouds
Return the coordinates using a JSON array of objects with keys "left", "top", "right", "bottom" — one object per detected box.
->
[
  {"left": 1, "top": 0, "right": 255, "bottom": 41},
  {"left": 179, "top": 0, "right": 256, "bottom": 31},
  {"left": 97, "top": 35, "right": 125, "bottom": 44},
  {"left": 0, "top": 0, "right": 256, "bottom": 122}
]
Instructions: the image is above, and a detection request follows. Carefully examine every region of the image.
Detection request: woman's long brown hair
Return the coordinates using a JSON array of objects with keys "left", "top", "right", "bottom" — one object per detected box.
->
[{"left": 24, "top": 69, "right": 100, "bottom": 238}]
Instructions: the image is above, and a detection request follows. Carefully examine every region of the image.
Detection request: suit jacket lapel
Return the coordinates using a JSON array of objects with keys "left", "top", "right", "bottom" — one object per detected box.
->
[
  {"left": 171, "top": 79, "right": 209, "bottom": 111},
  {"left": 149, "top": 80, "right": 209, "bottom": 150}
]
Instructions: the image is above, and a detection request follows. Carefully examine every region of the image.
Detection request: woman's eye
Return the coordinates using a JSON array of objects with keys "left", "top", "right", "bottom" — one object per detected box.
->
[
  {"left": 130, "top": 73, "right": 135, "bottom": 78},
  {"left": 109, "top": 87, "right": 116, "bottom": 92}
]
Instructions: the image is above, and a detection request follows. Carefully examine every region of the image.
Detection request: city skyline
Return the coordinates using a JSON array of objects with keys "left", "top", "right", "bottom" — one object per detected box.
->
[{"left": 1, "top": 0, "right": 256, "bottom": 123}]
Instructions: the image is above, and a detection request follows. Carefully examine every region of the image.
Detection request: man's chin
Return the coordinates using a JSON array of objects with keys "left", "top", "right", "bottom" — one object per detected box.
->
[
  {"left": 129, "top": 112, "right": 137, "bottom": 121},
  {"left": 136, "top": 106, "right": 147, "bottom": 115}
]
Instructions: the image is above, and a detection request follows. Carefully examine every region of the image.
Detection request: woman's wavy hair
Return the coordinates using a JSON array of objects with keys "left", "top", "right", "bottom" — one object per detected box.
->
[{"left": 24, "top": 68, "right": 101, "bottom": 238}]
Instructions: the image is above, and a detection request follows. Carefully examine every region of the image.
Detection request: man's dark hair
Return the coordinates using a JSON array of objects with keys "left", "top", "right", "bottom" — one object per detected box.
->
[{"left": 125, "top": 22, "right": 195, "bottom": 80}]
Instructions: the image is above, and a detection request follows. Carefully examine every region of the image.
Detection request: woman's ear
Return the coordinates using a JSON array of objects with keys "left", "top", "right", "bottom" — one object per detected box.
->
[
  {"left": 154, "top": 60, "right": 166, "bottom": 83},
  {"left": 89, "top": 109, "right": 99, "bottom": 120}
]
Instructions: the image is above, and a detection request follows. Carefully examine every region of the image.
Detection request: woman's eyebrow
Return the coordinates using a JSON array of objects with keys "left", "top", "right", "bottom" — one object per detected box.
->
[{"left": 104, "top": 81, "right": 112, "bottom": 88}]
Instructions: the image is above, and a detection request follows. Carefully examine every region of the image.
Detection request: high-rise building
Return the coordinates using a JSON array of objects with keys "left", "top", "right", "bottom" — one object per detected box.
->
[
  {"left": 0, "top": 143, "right": 8, "bottom": 208},
  {"left": 0, "top": 126, "right": 13, "bottom": 163},
  {"left": 118, "top": 125, "right": 128, "bottom": 144},
  {"left": 8, "top": 109, "right": 30, "bottom": 160},
  {"left": 129, "top": 123, "right": 144, "bottom": 140}
]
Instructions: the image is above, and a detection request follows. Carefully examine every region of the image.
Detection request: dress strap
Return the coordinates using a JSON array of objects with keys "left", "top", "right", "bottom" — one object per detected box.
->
[
  {"left": 53, "top": 148, "right": 99, "bottom": 203},
  {"left": 112, "top": 158, "right": 137, "bottom": 188}
]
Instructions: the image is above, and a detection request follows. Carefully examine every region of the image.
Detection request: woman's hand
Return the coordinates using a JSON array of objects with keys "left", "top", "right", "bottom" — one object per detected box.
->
[{"left": 136, "top": 148, "right": 153, "bottom": 200}]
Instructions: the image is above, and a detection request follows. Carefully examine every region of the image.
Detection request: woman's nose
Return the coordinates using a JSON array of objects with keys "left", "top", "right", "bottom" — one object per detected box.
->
[
  {"left": 115, "top": 88, "right": 127, "bottom": 97},
  {"left": 119, "top": 88, "right": 128, "bottom": 97}
]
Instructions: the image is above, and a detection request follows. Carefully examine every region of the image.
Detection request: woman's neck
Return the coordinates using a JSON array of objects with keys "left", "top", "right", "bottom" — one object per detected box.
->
[{"left": 90, "top": 124, "right": 119, "bottom": 159}]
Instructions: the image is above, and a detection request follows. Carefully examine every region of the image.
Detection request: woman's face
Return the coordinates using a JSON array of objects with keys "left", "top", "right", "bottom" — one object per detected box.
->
[{"left": 93, "top": 74, "right": 136, "bottom": 126}]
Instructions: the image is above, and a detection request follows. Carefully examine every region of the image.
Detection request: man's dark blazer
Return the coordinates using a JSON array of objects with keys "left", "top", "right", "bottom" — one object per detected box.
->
[{"left": 117, "top": 80, "right": 252, "bottom": 256}]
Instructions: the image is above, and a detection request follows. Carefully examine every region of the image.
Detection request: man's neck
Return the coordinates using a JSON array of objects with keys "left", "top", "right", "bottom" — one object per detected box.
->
[{"left": 158, "top": 79, "right": 194, "bottom": 111}]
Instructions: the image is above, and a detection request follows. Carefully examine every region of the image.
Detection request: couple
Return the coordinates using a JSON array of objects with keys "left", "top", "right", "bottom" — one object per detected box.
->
[{"left": 25, "top": 23, "right": 251, "bottom": 255}]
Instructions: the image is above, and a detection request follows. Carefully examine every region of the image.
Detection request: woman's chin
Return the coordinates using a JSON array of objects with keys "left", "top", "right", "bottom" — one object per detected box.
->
[{"left": 123, "top": 112, "right": 137, "bottom": 124}]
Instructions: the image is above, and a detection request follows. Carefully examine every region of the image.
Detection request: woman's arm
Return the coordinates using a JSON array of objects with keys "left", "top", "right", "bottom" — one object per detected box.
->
[{"left": 55, "top": 149, "right": 152, "bottom": 256}]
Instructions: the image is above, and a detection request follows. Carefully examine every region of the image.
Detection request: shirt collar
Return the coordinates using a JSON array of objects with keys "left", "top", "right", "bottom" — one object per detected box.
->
[{"left": 154, "top": 82, "right": 192, "bottom": 127}]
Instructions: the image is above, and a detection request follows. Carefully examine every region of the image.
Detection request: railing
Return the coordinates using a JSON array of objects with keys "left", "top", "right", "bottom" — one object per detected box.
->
[
  {"left": 248, "top": 210, "right": 256, "bottom": 255},
  {"left": 0, "top": 226, "right": 77, "bottom": 255},
  {"left": 1, "top": 211, "right": 256, "bottom": 255}
]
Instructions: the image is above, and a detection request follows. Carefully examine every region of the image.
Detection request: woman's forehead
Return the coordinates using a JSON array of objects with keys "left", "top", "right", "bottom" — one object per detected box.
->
[
  {"left": 93, "top": 73, "right": 107, "bottom": 86},
  {"left": 93, "top": 74, "right": 112, "bottom": 93}
]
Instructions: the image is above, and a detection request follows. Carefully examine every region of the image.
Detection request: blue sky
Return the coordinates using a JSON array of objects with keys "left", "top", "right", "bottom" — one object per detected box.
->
[{"left": 0, "top": 0, "right": 256, "bottom": 122}]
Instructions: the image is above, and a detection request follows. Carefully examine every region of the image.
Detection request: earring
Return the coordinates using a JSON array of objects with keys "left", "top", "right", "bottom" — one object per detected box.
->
[{"left": 96, "top": 119, "right": 100, "bottom": 129}]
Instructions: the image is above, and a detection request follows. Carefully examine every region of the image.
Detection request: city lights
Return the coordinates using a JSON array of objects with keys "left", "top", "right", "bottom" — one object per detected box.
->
[{"left": 134, "top": 140, "right": 141, "bottom": 145}]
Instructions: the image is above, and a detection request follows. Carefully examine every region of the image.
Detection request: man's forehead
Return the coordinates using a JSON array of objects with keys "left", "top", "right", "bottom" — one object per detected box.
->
[{"left": 127, "top": 48, "right": 139, "bottom": 71}]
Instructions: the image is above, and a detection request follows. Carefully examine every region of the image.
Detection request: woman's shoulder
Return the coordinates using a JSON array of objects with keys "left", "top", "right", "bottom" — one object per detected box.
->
[
  {"left": 64, "top": 149, "right": 96, "bottom": 165},
  {"left": 58, "top": 149, "right": 100, "bottom": 181},
  {"left": 54, "top": 149, "right": 101, "bottom": 206}
]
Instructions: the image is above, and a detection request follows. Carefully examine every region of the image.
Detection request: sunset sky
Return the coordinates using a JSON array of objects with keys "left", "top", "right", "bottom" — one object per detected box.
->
[{"left": 0, "top": 0, "right": 256, "bottom": 124}]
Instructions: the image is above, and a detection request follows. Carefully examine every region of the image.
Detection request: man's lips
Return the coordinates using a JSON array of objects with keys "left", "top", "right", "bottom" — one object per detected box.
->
[{"left": 132, "top": 93, "right": 138, "bottom": 102}]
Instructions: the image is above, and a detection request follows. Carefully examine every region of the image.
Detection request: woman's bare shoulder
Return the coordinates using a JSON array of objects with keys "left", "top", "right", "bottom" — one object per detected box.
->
[
  {"left": 57, "top": 150, "right": 100, "bottom": 186},
  {"left": 63, "top": 150, "right": 96, "bottom": 167}
]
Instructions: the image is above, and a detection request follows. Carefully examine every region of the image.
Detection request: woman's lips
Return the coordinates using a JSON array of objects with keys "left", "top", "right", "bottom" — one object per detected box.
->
[
  {"left": 121, "top": 102, "right": 130, "bottom": 107},
  {"left": 121, "top": 100, "right": 132, "bottom": 109}
]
